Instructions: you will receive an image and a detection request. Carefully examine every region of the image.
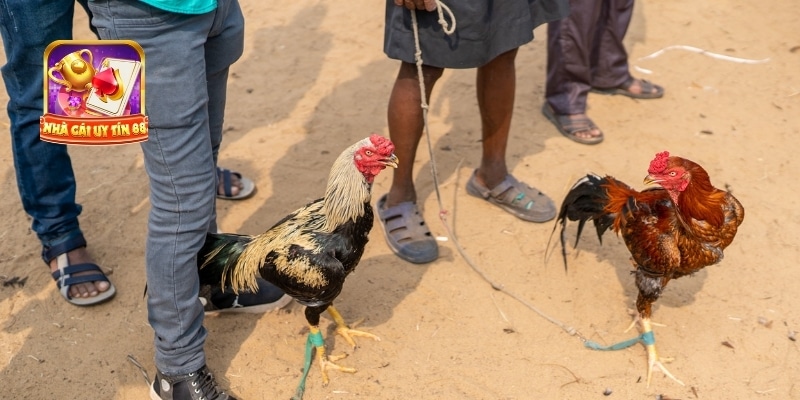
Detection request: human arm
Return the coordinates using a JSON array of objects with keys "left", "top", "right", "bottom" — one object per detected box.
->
[{"left": 393, "top": 0, "right": 437, "bottom": 12}]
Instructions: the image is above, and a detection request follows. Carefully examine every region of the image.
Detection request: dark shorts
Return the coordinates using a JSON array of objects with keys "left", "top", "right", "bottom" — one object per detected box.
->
[{"left": 384, "top": 0, "right": 569, "bottom": 69}]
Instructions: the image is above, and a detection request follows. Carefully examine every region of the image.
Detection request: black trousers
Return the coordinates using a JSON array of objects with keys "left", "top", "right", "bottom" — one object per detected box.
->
[{"left": 545, "top": 0, "right": 635, "bottom": 114}]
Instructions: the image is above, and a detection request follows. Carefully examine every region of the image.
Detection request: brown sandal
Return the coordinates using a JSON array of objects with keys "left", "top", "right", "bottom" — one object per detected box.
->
[{"left": 541, "top": 104, "right": 604, "bottom": 145}]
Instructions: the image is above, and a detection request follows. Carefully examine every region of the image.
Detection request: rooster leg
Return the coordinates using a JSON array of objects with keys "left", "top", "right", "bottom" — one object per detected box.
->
[
  {"left": 327, "top": 305, "right": 381, "bottom": 349},
  {"left": 641, "top": 318, "right": 685, "bottom": 387},
  {"left": 624, "top": 310, "right": 641, "bottom": 333},
  {"left": 305, "top": 306, "right": 356, "bottom": 385},
  {"left": 308, "top": 325, "right": 356, "bottom": 386},
  {"left": 624, "top": 308, "right": 666, "bottom": 333}
]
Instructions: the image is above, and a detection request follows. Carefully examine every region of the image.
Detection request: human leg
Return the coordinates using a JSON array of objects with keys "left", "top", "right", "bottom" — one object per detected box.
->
[
  {"left": 543, "top": 0, "right": 604, "bottom": 143},
  {"left": 378, "top": 62, "right": 442, "bottom": 264},
  {"left": 196, "top": 4, "right": 254, "bottom": 203},
  {"left": 204, "top": 0, "right": 244, "bottom": 232},
  {"left": 469, "top": 49, "right": 556, "bottom": 222},
  {"left": 206, "top": 65, "right": 257, "bottom": 204},
  {"left": 475, "top": 49, "right": 517, "bottom": 188},
  {"left": 544, "top": 1, "right": 605, "bottom": 115},
  {"left": 384, "top": 62, "right": 442, "bottom": 206},
  {"left": 589, "top": 0, "right": 663, "bottom": 98},
  {"left": 0, "top": 0, "right": 113, "bottom": 301},
  {"left": 89, "top": 0, "right": 226, "bottom": 375},
  {"left": 590, "top": 0, "right": 635, "bottom": 90}
]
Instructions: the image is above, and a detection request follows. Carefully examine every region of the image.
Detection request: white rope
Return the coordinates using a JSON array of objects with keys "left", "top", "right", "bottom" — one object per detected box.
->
[
  {"left": 638, "top": 44, "right": 770, "bottom": 64},
  {"left": 434, "top": 1, "right": 456, "bottom": 35},
  {"left": 408, "top": 3, "right": 587, "bottom": 343},
  {"left": 635, "top": 44, "right": 770, "bottom": 74}
]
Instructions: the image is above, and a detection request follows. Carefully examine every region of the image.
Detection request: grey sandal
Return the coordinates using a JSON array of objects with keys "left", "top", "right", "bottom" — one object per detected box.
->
[
  {"left": 542, "top": 103, "right": 604, "bottom": 145},
  {"left": 591, "top": 78, "right": 664, "bottom": 99},
  {"left": 377, "top": 194, "right": 438, "bottom": 264},
  {"left": 465, "top": 170, "right": 556, "bottom": 223}
]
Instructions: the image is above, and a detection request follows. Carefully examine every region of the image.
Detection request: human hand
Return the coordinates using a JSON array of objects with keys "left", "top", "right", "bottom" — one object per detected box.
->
[{"left": 394, "top": 0, "right": 437, "bottom": 12}]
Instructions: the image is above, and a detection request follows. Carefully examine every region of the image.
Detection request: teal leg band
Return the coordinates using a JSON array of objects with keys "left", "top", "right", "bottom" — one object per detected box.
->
[
  {"left": 309, "top": 330, "right": 325, "bottom": 347},
  {"left": 293, "top": 331, "right": 326, "bottom": 400},
  {"left": 585, "top": 331, "right": 656, "bottom": 351},
  {"left": 640, "top": 330, "right": 655, "bottom": 345}
]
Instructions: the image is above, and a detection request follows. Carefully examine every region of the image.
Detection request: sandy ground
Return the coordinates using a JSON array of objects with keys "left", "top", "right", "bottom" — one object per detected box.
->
[{"left": 2, "top": 1, "right": 799, "bottom": 399}]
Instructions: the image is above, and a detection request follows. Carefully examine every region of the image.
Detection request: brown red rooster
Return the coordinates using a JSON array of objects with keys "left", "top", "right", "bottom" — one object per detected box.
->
[
  {"left": 198, "top": 134, "right": 397, "bottom": 386},
  {"left": 556, "top": 151, "right": 744, "bottom": 386}
]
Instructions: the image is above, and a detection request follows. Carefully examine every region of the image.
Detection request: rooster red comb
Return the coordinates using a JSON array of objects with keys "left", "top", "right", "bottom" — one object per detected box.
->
[
  {"left": 648, "top": 151, "right": 670, "bottom": 174},
  {"left": 369, "top": 134, "right": 395, "bottom": 156}
]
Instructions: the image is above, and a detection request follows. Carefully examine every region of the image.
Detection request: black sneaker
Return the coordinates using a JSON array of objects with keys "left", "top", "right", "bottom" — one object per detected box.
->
[
  {"left": 203, "top": 277, "right": 292, "bottom": 314},
  {"left": 149, "top": 365, "right": 236, "bottom": 400}
]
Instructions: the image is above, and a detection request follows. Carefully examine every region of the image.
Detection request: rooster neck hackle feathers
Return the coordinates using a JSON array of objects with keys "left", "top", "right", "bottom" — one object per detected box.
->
[
  {"left": 321, "top": 137, "right": 375, "bottom": 231},
  {"left": 668, "top": 157, "right": 727, "bottom": 228}
]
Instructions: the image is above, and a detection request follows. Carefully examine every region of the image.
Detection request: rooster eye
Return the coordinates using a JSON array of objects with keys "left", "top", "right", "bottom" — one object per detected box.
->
[
  {"left": 669, "top": 171, "right": 676, "bottom": 177},
  {"left": 365, "top": 150, "right": 373, "bottom": 156}
]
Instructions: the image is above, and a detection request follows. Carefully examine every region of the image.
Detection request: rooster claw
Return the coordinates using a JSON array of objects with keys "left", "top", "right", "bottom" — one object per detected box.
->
[
  {"left": 642, "top": 318, "right": 684, "bottom": 387},
  {"left": 319, "top": 354, "right": 356, "bottom": 386},
  {"left": 336, "top": 325, "right": 381, "bottom": 349},
  {"left": 647, "top": 357, "right": 685, "bottom": 387},
  {"left": 625, "top": 309, "right": 665, "bottom": 333},
  {"left": 327, "top": 307, "right": 381, "bottom": 348}
]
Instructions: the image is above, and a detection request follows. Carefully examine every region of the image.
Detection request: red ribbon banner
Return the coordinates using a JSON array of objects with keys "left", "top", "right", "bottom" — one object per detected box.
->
[{"left": 40, "top": 114, "right": 149, "bottom": 145}]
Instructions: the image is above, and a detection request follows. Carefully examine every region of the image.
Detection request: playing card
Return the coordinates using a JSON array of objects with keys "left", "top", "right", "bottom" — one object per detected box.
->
[{"left": 85, "top": 57, "right": 141, "bottom": 117}]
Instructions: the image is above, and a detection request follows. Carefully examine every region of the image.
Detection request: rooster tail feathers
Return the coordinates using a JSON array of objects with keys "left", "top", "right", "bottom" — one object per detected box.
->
[
  {"left": 555, "top": 174, "right": 616, "bottom": 269},
  {"left": 198, "top": 233, "right": 253, "bottom": 290}
]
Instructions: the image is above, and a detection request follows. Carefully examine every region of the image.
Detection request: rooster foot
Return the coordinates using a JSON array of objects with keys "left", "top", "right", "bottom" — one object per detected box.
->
[
  {"left": 318, "top": 352, "right": 356, "bottom": 386},
  {"left": 335, "top": 325, "right": 381, "bottom": 349},
  {"left": 624, "top": 309, "right": 665, "bottom": 333},
  {"left": 641, "top": 318, "right": 684, "bottom": 387},
  {"left": 646, "top": 345, "right": 685, "bottom": 387},
  {"left": 327, "top": 306, "right": 381, "bottom": 349}
]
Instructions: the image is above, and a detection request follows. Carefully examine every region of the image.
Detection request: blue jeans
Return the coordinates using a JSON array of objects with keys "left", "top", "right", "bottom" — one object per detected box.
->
[
  {"left": 0, "top": 0, "right": 95, "bottom": 260},
  {"left": 88, "top": 0, "right": 244, "bottom": 375}
]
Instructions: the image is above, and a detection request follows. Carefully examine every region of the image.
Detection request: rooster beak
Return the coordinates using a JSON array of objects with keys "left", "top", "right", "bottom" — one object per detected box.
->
[
  {"left": 382, "top": 154, "right": 399, "bottom": 169},
  {"left": 643, "top": 174, "right": 659, "bottom": 186}
]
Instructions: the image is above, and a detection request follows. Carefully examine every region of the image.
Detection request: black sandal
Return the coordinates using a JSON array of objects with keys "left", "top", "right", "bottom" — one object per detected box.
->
[{"left": 44, "top": 236, "right": 116, "bottom": 306}]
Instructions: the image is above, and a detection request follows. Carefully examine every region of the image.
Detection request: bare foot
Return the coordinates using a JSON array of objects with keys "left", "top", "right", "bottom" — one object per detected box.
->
[{"left": 49, "top": 247, "right": 111, "bottom": 299}]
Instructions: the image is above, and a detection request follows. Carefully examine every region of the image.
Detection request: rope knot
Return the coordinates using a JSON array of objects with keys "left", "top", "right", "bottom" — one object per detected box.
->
[{"left": 434, "top": 1, "right": 456, "bottom": 35}]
